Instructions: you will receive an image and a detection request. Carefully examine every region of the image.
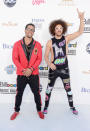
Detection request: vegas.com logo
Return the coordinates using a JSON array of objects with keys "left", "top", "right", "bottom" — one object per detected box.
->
[{"left": 3, "top": 0, "right": 17, "bottom": 7}]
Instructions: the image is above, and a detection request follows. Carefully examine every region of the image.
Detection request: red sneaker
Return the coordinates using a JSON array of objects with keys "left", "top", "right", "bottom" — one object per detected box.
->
[
  {"left": 10, "top": 112, "right": 19, "bottom": 120},
  {"left": 38, "top": 111, "right": 44, "bottom": 119}
]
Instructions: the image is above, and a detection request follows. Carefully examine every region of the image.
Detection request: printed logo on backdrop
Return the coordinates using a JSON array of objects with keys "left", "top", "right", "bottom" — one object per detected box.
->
[
  {"left": 82, "top": 70, "right": 90, "bottom": 74},
  {"left": 58, "top": 0, "right": 75, "bottom": 6},
  {"left": 86, "top": 43, "right": 90, "bottom": 54},
  {"left": 67, "top": 42, "right": 77, "bottom": 55},
  {"left": 0, "top": 81, "right": 16, "bottom": 94},
  {"left": 32, "top": 18, "right": 45, "bottom": 30},
  {"left": 3, "top": 0, "right": 17, "bottom": 7},
  {"left": 2, "top": 43, "right": 13, "bottom": 49},
  {"left": 81, "top": 87, "right": 90, "bottom": 93},
  {"left": 0, "top": 81, "right": 42, "bottom": 94},
  {"left": 39, "top": 45, "right": 48, "bottom": 78},
  {"left": 84, "top": 18, "right": 90, "bottom": 33},
  {"left": 0, "top": 88, "right": 16, "bottom": 94},
  {"left": 32, "top": 0, "right": 46, "bottom": 5},
  {"left": 39, "top": 66, "right": 48, "bottom": 71},
  {"left": 41, "top": 45, "right": 46, "bottom": 65},
  {"left": 0, "top": 82, "right": 16, "bottom": 87},
  {"left": 4, "top": 65, "right": 16, "bottom": 74},
  {"left": 39, "top": 66, "right": 48, "bottom": 78},
  {"left": 39, "top": 84, "right": 43, "bottom": 92},
  {"left": 67, "top": 22, "right": 73, "bottom": 27},
  {"left": 1, "top": 21, "right": 18, "bottom": 27}
]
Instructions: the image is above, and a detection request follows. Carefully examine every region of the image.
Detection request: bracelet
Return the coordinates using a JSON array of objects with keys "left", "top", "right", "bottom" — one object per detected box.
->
[{"left": 29, "top": 66, "right": 35, "bottom": 72}]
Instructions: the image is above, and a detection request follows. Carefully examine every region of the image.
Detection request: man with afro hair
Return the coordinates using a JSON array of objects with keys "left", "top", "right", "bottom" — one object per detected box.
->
[{"left": 43, "top": 9, "right": 84, "bottom": 115}]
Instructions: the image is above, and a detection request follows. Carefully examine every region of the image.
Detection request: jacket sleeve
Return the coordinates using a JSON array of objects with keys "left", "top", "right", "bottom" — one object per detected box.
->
[
  {"left": 30, "top": 43, "right": 42, "bottom": 71},
  {"left": 12, "top": 42, "right": 24, "bottom": 72}
]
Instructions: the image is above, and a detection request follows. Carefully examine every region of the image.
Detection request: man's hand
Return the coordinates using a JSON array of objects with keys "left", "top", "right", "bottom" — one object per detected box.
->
[
  {"left": 22, "top": 68, "right": 32, "bottom": 77},
  {"left": 77, "top": 8, "right": 84, "bottom": 20},
  {"left": 49, "top": 63, "right": 56, "bottom": 70}
]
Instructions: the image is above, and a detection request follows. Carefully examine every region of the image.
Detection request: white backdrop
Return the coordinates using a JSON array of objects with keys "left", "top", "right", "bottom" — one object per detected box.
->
[{"left": 0, "top": 0, "right": 90, "bottom": 105}]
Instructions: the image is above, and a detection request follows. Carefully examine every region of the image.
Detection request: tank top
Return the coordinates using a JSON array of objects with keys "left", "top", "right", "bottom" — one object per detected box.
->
[{"left": 52, "top": 36, "right": 68, "bottom": 69}]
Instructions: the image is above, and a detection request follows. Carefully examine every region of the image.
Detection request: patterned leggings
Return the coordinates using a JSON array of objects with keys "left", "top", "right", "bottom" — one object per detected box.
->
[{"left": 44, "top": 67, "right": 74, "bottom": 109}]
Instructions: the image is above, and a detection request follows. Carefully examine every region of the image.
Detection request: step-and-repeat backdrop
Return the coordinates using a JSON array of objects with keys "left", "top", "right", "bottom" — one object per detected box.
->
[{"left": 0, "top": 0, "right": 90, "bottom": 105}]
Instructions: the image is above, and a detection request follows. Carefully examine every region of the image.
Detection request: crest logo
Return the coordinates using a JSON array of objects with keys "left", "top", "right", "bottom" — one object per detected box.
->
[
  {"left": 34, "top": 48, "right": 38, "bottom": 55},
  {"left": 3, "top": 0, "right": 17, "bottom": 7}
]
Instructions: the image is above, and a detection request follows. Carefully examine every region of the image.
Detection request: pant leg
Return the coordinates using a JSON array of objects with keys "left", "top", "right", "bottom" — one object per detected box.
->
[
  {"left": 44, "top": 68, "right": 58, "bottom": 109},
  {"left": 15, "top": 75, "right": 27, "bottom": 112},
  {"left": 28, "top": 75, "right": 42, "bottom": 112},
  {"left": 59, "top": 67, "right": 74, "bottom": 108}
]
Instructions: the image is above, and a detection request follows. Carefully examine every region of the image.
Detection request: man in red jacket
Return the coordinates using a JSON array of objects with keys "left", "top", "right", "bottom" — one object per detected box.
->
[{"left": 10, "top": 23, "right": 44, "bottom": 120}]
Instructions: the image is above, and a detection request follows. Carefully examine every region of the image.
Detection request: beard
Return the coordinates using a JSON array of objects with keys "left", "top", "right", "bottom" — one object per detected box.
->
[
  {"left": 27, "top": 36, "right": 31, "bottom": 38},
  {"left": 27, "top": 35, "right": 32, "bottom": 39},
  {"left": 55, "top": 31, "right": 62, "bottom": 37},
  {"left": 55, "top": 33, "right": 62, "bottom": 37}
]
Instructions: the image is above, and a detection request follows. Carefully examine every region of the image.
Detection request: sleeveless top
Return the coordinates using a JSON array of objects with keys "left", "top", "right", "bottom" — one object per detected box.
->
[{"left": 52, "top": 36, "right": 68, "bottom": 69}]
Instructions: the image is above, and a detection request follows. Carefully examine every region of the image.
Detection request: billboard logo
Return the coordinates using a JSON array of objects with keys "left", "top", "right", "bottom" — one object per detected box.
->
[
  {"left": 84, "top": 18, "right": 90, "bottom": 25},
  {"left": 0, "top": 82, "right": 16, "bottom": 87},
  {"left": 86, "top": 43, "right": 90, "bottom": 54},
  {"left": 84, "top": 18, "right": 90, "bottom": 33},
  {"left": 81, "top": 87, "right": 90, "bottom": 93},
  {"left": 3, "top": 43, "right": 13, "bottom": 49}
]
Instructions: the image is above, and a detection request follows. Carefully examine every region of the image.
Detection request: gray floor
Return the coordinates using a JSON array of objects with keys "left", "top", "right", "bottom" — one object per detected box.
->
[{"left": 0, "top": 103, "right": 90, "bottom": 131}]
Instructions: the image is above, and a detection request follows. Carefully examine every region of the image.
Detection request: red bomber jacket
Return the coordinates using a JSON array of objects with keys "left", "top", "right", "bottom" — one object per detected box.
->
[{"left": 12, "top": 38, "right": 42, "bottom": 75}]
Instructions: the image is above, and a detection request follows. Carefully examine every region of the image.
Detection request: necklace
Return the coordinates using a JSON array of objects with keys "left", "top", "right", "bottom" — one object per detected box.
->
[{"left": 26, "top": 44, "right": 31, "bottom": 52}]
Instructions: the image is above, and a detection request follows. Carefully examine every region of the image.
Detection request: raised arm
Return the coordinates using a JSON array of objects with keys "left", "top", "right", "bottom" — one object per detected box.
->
[{"left": 65, "top": 8, "right": 85, "bottom": 44}]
